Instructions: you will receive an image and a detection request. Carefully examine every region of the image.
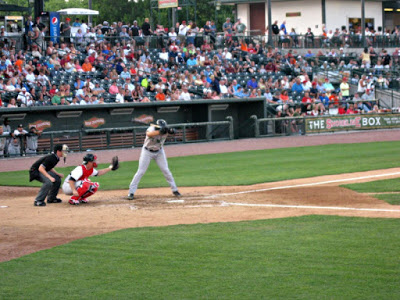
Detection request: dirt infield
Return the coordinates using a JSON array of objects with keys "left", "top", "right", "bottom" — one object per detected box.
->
[{"left": 1, "top": 130, "right": 400, "bottom": 262}]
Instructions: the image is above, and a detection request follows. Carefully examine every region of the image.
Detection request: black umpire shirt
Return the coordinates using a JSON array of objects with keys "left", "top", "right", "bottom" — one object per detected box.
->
[{"left": 29, "top": 153, "right": 60, "bottom": 181}]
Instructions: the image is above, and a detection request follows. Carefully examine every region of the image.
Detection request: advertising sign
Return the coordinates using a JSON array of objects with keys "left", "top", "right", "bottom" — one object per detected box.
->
[
  {"left": 306, "top": 114, "right": 400, "bottom": 133},
  {"left": 49, "top": 12, "right": 60, "bottom": 43},
  {"left": 84, "top": 117, "right": 105, "bottom": 129},
  {"left": 158, "top": 0, "right": 178, "bottom": 9}
]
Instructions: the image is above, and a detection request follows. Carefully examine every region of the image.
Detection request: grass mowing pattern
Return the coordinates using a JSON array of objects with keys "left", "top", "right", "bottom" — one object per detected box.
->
[
  {"left": 1, "top": 141, "right": 400, "bottom": 190},
  {"left": 1, "top": 215, "right": 400, "bottom": 299}
]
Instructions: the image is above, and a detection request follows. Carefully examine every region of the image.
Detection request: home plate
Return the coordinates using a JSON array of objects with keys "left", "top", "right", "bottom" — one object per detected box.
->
[
  {"left": 0, "top": 206, "right": 8, "bottom": 208},
  {"left": 167, "top": 200, "right": 185, "bottom": 203}
]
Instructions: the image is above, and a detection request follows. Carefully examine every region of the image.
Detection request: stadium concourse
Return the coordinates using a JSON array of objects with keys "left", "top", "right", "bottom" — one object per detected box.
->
[{"left": 1, "top": 129, "right": 400, "bottom": 262}]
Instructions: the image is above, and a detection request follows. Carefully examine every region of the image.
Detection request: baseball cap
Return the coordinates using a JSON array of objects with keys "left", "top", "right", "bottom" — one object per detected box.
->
[
  {"left": 22, "top": 87, "right": 26, "bottom": 91},
  {"left": 0, "top": 26, "right": 4, "bottom": 29},
  {"left": 18, "top": 124, "right": 23, "bottom": 127}
]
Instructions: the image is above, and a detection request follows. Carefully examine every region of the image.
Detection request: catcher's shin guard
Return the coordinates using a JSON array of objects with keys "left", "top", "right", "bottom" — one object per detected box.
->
[{"left": 77, "top": 180, "right": 99, "bottom": 200}]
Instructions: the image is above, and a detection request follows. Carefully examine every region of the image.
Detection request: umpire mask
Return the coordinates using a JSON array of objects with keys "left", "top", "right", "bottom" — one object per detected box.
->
[{"left": 62, "top": 144, "right": 69, "bottom": 163}]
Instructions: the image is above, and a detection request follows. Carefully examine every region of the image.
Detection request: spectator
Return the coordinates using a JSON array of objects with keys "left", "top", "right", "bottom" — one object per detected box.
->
[
  {"left": 109, "top": 81, "right": 119, "bottom": 94},
  {"left": 340, "top": 77, "right": 350, "bottom": 100},
  {"left": 178, "top": 85, "right": 191, "bottom": 101},
  {"left": 61, "top": 18, "right": 72, "bottom": 43},
  {"left": 319, "top": 91, "right": 330, "bottom": 107},
  {"left": 51, "top": 91, "right": 61, "bottom": 105},
  {"left": 17, "top": 87, "right": 34, "bottom": 107},
  {"left": 247, "top": 76, "right": 258, "bottom": 90},
  {"left": 291, "top": 77, "right": 303, "bottom": 93}
]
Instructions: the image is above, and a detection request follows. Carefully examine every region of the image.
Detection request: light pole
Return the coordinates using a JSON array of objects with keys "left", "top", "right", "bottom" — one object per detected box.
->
[
  {"left": 267, "top": 0, "right": 272, "bottom": 46},
  {"left": 215, "top": 0, "right": 221, "bottom": 30}
]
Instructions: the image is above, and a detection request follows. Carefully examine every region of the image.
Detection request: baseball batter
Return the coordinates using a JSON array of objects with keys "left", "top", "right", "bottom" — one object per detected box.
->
[
  {"left": 128, "top": 119, "right": 181, "bottom": 200},
  {"left": 62, "top": 154, "right": 119, "bottom": 205}
]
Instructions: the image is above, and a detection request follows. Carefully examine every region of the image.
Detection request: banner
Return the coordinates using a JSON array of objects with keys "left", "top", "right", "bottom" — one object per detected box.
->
[
  {"left": 306, "top": 114, "right": 400, "bottom": 133},
  {"left": 49, "top": 12, "right": 60, "bottom": 43},
  {"left": 158, "top": 0, "right": 178, "bottom": 9}
]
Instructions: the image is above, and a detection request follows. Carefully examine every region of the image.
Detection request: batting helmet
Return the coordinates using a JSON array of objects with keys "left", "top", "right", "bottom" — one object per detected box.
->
[{"left": 156, "top": 119, "right": 167, "bottom": 127}]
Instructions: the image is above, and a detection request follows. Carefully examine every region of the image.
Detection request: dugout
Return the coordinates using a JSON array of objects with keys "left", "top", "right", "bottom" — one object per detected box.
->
[{"left": 0, "top": 98, "right": 266, "bottom": 140}]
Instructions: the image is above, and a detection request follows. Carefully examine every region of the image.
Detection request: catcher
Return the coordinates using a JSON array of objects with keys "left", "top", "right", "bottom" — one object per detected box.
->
[
  {"left": 62, "top": 154, "right": 119, "bottom": 205},
  {"left": 128, "top": 119, "right": 180, "bottom": 200}
]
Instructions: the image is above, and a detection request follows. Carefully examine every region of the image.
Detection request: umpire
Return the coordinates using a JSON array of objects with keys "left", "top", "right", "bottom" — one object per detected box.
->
[{"left": 29, "top": 144, "right": 68, "bottom": 206}]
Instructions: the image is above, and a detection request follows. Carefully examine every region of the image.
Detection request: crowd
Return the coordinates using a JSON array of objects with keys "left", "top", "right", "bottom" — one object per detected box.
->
[{"left": 1, "top": 16, "right": 400, "bottom": 151}]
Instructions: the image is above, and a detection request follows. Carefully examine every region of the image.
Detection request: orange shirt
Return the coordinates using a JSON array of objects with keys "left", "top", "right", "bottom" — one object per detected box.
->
[
  {"left": 82, "top": 62, "right": 93, "bottom": 72},
  {"left": 15, "top": 59, "right": 23, "bottom": 72},
  {"left": 155, "top": 93, "right": 166, "bottom": 101}
]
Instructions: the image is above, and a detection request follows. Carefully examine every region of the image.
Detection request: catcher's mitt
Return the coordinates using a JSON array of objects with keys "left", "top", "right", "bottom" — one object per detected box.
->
[{"left": 110, "top": 156, "right": 119, "bottom": 171}]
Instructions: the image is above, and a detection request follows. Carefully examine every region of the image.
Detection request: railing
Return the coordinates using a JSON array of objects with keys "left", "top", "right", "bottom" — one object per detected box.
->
[
  {"left": 0, "top": 118, "right": 234, "bottom": 158},
  {"left": 251, "top": 115, "right": 305, "bottom": 137},
  {"left": 7, "top": 32, "right": 400, "bottom": 53}
]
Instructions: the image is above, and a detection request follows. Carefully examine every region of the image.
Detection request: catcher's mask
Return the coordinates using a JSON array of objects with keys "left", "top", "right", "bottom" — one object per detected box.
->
[
  {"left": 83, "top": 153, "right": 98, "bottom": 168},
  {"left": 156, "top": 119, "right": 167, "bottom": 128}
]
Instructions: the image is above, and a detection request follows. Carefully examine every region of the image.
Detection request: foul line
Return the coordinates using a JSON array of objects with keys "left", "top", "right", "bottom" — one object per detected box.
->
[
  {"left": 223, "top": 202, "right": 400, "bottom": 213},
  {"left": 206, "top": 172, "right": 400, "bottom": 198}
]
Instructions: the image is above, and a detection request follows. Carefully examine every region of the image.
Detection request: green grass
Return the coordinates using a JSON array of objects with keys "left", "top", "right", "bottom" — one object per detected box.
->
[
  {"left": 342, "top": 178, "right": 400, "bottom": 205},
  {"left": 1, "top": 215, "right": 400, "bottom": 299},
  {"left": 373, "top": 194, "right": 400, "bottom": 205},
  {"left": 342, "top": 178, "right": 400, "bottom": 193},
  {"left": 1, "top": 141, "right": 400, "bottom": 190}
]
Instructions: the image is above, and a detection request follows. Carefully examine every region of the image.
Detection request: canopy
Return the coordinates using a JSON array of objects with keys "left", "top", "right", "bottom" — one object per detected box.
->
[{"left": 57, "top": 8, "right": 99, "bottom": 15}]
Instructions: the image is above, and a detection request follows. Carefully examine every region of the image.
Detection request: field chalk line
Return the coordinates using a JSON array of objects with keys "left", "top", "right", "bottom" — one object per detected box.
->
[
  {"left": 205, "top": 172, "right": 400, "bottom": 198},
  {"left": 222, "top": 202, "right": 400, "bottom": 213}
]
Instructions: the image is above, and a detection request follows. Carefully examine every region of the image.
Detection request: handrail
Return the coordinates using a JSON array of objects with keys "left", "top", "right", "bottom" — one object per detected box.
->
[{"left": 18, "top": 118, "right": 235, "bottom": 156}]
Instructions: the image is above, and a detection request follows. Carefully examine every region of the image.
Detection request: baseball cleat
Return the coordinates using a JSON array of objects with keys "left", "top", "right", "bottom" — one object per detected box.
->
[
  {"left": 68, "top": 199, "right": 80, "bottom": 205},
  {"left": 34, "top": 201, "right": 46, "bottom": 207},
  {"left": 127, "top": 193, "right": 134, "bottom": 200},
  {"left": 47, "top": 198, "right": 62, "bottom": 203},
  {"left": 80, "top": 198, "right": 89, "bottom": 204},
  {"left": 173, "top": 191, "right": 181, "bottom": 197}
]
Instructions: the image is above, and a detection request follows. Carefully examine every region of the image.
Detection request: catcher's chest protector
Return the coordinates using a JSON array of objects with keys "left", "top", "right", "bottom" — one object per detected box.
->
[{"left": 78, "top": 165, "right": 95, "bottom": 181}]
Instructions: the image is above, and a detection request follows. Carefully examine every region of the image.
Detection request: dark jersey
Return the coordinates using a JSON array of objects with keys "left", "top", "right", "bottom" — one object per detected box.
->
[{"left": 31, "top": 153, "right": 60, "bottom": 172}]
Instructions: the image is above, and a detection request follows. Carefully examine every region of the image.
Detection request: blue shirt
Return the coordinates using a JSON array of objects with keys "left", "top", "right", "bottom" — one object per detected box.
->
[
  {"left": 247, "top": 79, "right": 258, "bottom": 89},
  {"left": 292, "top": 83, "right": 303, "bottom": 93},
  {"left": 187, "top": 58, "right": 198, "bottom": 66},
  {"left": 319, "top": 95, "right": 329, "bottom": 106}
]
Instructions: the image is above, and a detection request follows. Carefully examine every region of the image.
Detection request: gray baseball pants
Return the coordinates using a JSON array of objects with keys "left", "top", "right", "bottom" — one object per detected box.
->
[
  {"left": 35, "top": 171, "right": 61, "bottom": 203},
  {"left": 129, "top": 147, "right": 177, "bottom": 194}
]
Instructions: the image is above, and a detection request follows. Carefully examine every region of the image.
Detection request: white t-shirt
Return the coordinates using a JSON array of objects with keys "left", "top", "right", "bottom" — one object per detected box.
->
[
  {"left": 178, "top": 25, "right": 188, "bottom": 36},
  {"left": 116, "top": 93, "right": 124, "bottom": 103},
  {"left": 179, "top": 91, "right": 191, "bottom": 101},
  {"left": 26, "top": 73, "right": 36, "bottom": 83}
]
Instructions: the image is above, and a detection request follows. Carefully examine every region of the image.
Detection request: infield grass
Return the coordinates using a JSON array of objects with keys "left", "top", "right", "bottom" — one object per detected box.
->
[
  {"left": 343, "top": 178, "right": 400, "bottom": 205},
  {"left": 1, "top": 141, "right": 400, "bottom": 190},
  {"left": 1, "top": 215, "right": 399, "bottom": 299}
]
